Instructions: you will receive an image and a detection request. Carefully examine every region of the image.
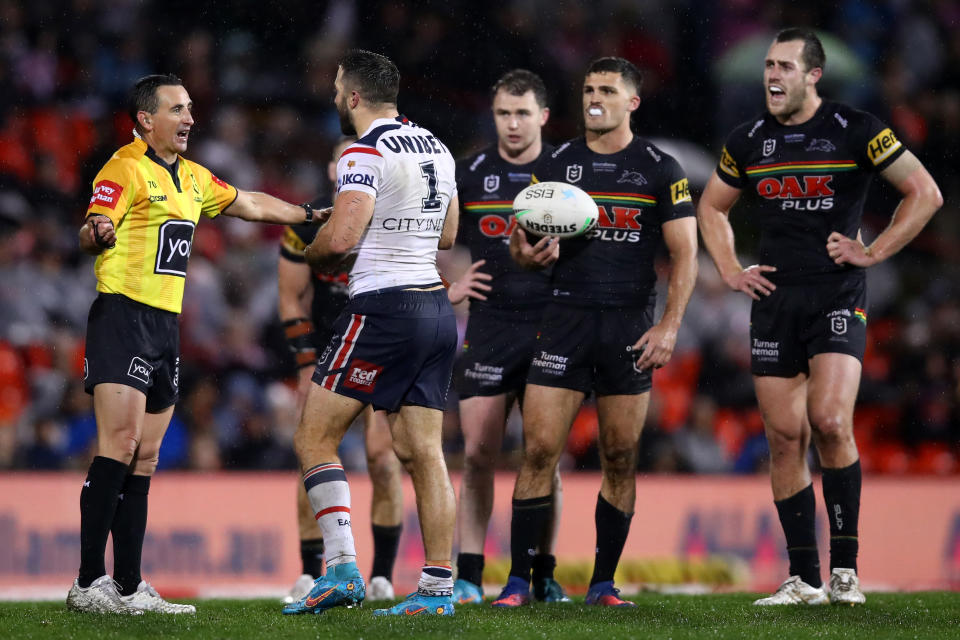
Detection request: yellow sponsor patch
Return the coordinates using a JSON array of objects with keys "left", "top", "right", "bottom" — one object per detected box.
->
[
  {"left": 718, "top": 146, "right": 740, "bottom": 178},
  {"left": 867, "top": 128, "right": 902, "bottom": 165},
  {"left": 530, "top": 174, "right": 540, "bottom": 184},
  {"left": 282, "top": 227, "right": 307, "bottom": 253},
  {"left": 670, "top": 178, "right": 692, "bottom": 205}
]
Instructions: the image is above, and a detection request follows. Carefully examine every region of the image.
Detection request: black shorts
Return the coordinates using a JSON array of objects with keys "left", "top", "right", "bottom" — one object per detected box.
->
[
  {"left": 750, "top": 274, "right": 868, "bottom": 377},
  {"left": 312, "top": 287, "right": 457, "bottom": 412},
  {"left": 454, "top": 308, "right": 541, "bottom": 398},
  {"left": 83, "top": 293, "right": 180, "bottom": 413},
  {"left": 525, "top": 302, "right": 655, "bottom": 396}
]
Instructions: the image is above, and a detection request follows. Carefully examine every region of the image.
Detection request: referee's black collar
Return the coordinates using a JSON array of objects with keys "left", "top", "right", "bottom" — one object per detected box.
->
[{"left": 144, "top": 144, "right": 182, "bottom": 192}]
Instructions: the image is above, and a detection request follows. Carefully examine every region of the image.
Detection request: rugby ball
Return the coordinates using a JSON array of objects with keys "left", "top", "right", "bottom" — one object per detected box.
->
[{"left": 513, "top": 181, "right": 598, "bottom": 238}]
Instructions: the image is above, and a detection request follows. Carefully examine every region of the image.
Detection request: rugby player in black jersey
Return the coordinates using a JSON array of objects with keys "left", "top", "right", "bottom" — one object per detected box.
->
[
  {"left": 698, "top": 29, "right": 942, "bottom": 606},
  {"left": 494, "top": 57, "right": 698, "bottom": 607},
  {"left": 452, "top": 69, "right": 568, "bottom": 605}
]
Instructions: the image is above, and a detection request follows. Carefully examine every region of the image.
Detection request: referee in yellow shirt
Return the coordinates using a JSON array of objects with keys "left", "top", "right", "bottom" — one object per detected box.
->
[{"left": 67, "top": 74, "right": 323, "bottom": 615}]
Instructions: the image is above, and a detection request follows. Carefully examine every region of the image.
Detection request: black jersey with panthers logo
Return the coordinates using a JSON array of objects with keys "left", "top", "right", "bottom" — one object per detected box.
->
[
  {"left": 531, "top": 136, "right": 694, "bottom": 308},
  {"left": 716, "top": 100, "right": 907, "bottom": 284},
  {"left": 457, "top": 145, "right": 553, "bottom": 311},
  {"left": 280, "top": 223, "right": 349, "bottom": 332}
]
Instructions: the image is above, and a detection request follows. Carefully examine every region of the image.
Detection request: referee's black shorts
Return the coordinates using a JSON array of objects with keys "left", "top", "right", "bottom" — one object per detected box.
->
[{"left": 84, "top": 293, "right": 180, "bottom": 413}]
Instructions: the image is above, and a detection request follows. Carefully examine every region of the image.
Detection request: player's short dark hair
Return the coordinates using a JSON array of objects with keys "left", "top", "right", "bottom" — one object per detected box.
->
[
  {"left": 775, "top": 28, "right": 826, "bottom": 72},
  {"left": 492, "top": 69, "right": 548, "bottom": 108},
  {"left": 127, "top": 74, "right": 183, "bottom": 123},
  {"left": 585, "top": 57, "right": 643, "bottom": 95},
  {"left": 338, "top": 49, "right": 400, "bottom": 106}
]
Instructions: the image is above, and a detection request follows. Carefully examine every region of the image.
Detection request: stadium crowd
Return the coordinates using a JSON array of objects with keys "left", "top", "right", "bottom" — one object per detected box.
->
[{"left": 1, "top": 0, "right": 958, "bottom": 475}]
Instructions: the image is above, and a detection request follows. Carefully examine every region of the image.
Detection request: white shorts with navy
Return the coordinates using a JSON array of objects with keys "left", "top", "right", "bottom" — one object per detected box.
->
[{"left": 312, "top": 286, "right": 457, "bottom": 412}]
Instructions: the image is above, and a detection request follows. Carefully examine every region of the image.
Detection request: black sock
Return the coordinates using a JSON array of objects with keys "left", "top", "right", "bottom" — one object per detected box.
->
[
  {"left": 370, "top": 524, "right": 402, "bottom": 581},
  {"left": 509, "top": 495, "right": 553, "bottom": 581},
  {"left": 589, "top": 494, "right": 633, "bottom": 586},
  {"left": 531, "top": 554, "right": 556, "bottom": 583},
  {"left": 78, "top": 456, "right": 129, "bottom": 588},
  {"left": 456, "top": 552, "right": 484, "bottom": 588},
  {"left": 822, "top": 460, "right": 861, "bottom": 572},
  {"left": 300, "top": 538, "right": 325, "bottom": 577},
  {"left": 111, "top": 474, "right": 150, "bottom": 596},
  {"left": 775, "top": 484, "right": 822, "bottom": 588}
]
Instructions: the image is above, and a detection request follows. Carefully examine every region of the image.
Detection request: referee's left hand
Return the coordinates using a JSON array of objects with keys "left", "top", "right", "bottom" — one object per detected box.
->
[{"left": 827, "top": 231, "right": 876, "bottom": 267}]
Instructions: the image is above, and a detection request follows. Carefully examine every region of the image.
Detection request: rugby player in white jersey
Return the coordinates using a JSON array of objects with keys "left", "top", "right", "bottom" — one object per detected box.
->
[{"left": 282, "top": 49, "right": 461, "bottom": 617}]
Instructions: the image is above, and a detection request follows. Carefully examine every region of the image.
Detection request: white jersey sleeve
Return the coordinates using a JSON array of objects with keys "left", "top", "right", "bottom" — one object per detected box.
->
[{"left": 336, "top": 144, "right": 384, "bottom": 199}]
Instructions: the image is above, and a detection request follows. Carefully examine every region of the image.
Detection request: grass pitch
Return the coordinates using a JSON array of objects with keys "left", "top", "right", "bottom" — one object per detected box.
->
[{"left": 3, "top": 593, "right": 959, "bottom": 640}]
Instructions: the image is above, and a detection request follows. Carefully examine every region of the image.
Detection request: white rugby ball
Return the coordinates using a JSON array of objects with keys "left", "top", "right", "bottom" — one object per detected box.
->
[{"left": 513, "top": 181, "right": 598, "bottom": 239}]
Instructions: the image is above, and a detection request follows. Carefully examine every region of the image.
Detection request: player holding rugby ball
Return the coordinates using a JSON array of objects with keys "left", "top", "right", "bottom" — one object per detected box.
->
[{"left": 495, "top": 57, "right": 698, "bottom": 607}]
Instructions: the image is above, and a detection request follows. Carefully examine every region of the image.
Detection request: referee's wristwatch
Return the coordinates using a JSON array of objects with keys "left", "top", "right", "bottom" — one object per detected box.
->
[{"left": 301, "top": 203, "right": 314, "bottom": 224}]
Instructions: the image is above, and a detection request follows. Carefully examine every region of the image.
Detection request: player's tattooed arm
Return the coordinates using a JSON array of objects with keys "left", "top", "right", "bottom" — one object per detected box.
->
[
  {"left": 305, "top": 190, "right": 374, "bottom": 271},
  {"left": 828, "top": 150, "right": 942, "bottom": 267},
  {"left": 698, "top": 173, "right": 776, "bottom": 300}
]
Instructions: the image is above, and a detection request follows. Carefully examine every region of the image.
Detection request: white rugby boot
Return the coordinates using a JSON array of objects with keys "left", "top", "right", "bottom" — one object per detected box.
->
[
  {"left": 753, "top": 575, "right": 829, "bottom": 605},
  {"left": 367, "top": 576, "right": 395, "bottom": 600},
  {"left": 66, "top": 575, "right": 143, "bottom": 615},
  {"left": 120, "top": 581, "right": 196, "bottom": 614},
  {"left": 829, "top": 568, "right": 866, "bottom": 605},
  {"left": 283, "top": 573, "right": 315, "bottom": 604}
]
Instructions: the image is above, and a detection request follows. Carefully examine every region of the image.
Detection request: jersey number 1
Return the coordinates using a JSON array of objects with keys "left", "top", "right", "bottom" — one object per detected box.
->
[{"left": 419, "top": 161, "right": 442, "bottom": 213}]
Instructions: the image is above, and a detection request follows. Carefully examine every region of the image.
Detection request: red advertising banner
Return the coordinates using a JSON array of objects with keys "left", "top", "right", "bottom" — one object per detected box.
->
[{"left": 0, "top": 473, "right": 957, "bottom": 598}]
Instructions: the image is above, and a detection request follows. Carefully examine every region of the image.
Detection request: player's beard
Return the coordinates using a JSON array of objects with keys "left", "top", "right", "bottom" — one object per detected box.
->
[{"left": 337, "top": 96, "right": 356, "bottom": 135}]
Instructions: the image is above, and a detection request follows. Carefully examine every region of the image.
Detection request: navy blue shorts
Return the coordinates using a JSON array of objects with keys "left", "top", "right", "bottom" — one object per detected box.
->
[
  {"left": 454, "top": 307, "right": 541, "bottom": 399},
  {"left": 312, "top": 286, "right": 457, "bottom": 412},
  {"left": 525, "top": 302, "right": 655, "bottom": 396},
  {"left": 83, "top": 293, "right": 180, "bottom": 413}
]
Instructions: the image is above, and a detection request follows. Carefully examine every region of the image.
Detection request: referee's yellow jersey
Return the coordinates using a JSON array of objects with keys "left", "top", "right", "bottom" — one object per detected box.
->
[{"left": 86, "top": 136, "right": 238, "bottom": 313}]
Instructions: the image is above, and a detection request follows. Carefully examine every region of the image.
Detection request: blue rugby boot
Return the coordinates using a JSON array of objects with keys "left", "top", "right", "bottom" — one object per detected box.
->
[
  {"left": 453, "top": 579, "right": 484, "bottom": 604},
  {"left": 281, "top": 562, "right": 365, "bottom": 615},
  {"left": 585, "top": 580, "right": 636, "bottom": 607},
  {"left": 373, "top": 591, "right": 455, "bottom": 616},
  {"left": 491, "top": 576, "right": 531, "bottom": 608},
  {"left": 533, "top": 577, "right": 571, "bottom": 603}
]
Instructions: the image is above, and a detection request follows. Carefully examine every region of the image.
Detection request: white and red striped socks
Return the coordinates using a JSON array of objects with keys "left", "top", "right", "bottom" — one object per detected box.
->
[
  {"left": 303, "top": 463, "right": 356, "bottom": 568},
  {"left": 418, "top": 564, "right": 453, "bottom": 597}
]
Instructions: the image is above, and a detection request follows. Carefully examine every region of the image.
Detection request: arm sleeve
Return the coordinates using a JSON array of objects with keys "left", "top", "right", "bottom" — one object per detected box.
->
[
  {"left": 336, "top": 144, "right": 384, "bottom": 199},
  {"left": 86, "top": 159, "right": 136, "bottom": 225},
  {"left": 714, "top": 130, "right": 748, "bottom": 190},
  {"left": 656, "top": 155, "right": 696, "bottom": 223},
  {"left": 195, "top": 163, "right": 239, "bottom": 219},
  {"left": 853, "top": 112, "right": 907, "bottom": 172},
  {"left": 279, "top": 226, "right": 317, "bottom": 263}
]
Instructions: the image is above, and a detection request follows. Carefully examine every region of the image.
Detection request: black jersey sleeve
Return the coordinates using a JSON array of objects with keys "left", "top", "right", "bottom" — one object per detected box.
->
[
  {"left": 279, "top": 224, "right": 319, "bottom": 262},
  {"left": 655, "top": 153, "right": 696, "bottom": 223},
  {"left": 530, "top": 142, "right": 565, "bottom": 183},
  {"left": 849, "top": 109, "right": 907, "bottom": 173},
  {"left": 715, "top": 127, "right": 751, "bottom": 190}
]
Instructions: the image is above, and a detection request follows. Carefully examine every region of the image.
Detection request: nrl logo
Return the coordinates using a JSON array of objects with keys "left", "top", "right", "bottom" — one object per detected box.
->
[
  {"left": 617, "top": 170, "right": 647, "bottom": 186},
  {"left": 565, "top": 164, "right": 582, "bottom": 183},
  {"left": 762, "top": 138, "right": 776, "bottom": 157},
  {"left": 483, "top": 174, "right": 500, "bottom": 193}
]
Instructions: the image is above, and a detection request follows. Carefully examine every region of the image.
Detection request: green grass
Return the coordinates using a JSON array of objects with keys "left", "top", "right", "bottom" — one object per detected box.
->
[{"left": 3, "top": 593, "right": 960, "bottom": 640}]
